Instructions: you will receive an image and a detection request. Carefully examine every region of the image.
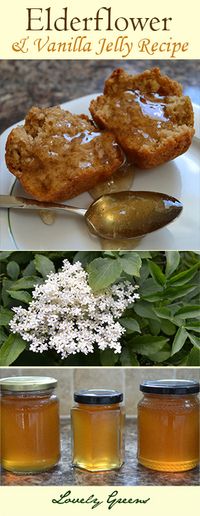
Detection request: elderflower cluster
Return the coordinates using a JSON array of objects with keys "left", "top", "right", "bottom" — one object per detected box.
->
[{"left": 10, "top": 260, "right": 139, "bottom": 359}]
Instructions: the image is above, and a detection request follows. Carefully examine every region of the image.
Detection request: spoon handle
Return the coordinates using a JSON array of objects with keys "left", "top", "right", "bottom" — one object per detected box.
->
[{"left": 0, "top": 195, "right": 86, "bottom": 217}]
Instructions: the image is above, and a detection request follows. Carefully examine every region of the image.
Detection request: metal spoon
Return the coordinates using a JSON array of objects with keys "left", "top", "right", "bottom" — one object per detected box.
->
[{"left": 0, "top": 192, "right": 182, "bottom": 240}]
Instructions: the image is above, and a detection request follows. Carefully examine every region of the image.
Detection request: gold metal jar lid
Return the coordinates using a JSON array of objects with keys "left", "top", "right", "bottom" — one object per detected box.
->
[{"left": 0, "top": 376, "right": 57, "bottom": 392}]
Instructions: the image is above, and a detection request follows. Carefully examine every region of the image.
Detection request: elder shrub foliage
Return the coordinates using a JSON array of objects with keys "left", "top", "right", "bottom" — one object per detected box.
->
[{"left": 0, "top": 251, "right": 199, "bottom": 366}]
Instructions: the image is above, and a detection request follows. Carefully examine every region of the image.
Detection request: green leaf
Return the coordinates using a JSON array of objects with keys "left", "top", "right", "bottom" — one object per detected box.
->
[
  {"left": 148, "top": 261, "right": 166, "bottom": 286},
  {"left": 6, "top": 261, "right": 20, "bottom": 280},
  {"left": 9, "top": 251, "right": 33, "bottom": 265},
  {"left": 175, "top": 305, "right": 200, "bottom": 319},
  {"left": 0, "top": 334, "right": 27, "bottom": 365},
  {"left": 87, "top": 257, "right": 122, "bottom": 292},
  {"left": 0, "top": 307, "right": 13, "bottom": 326},
  {"left": 73, "top": 251, "right": 100, "bottom": 267},
  {"left": 185, "top": 322, "right": 200, "bottom": 333},
  {"left": 130, "top": 335, "right": 168, "bottom": 355},
  {"left": 160, "top": 319, "right": 176, "bottom": 336},
  {"left": 0, "top": 327, "right": 7, "bottom": 345},
  {"left": 23, "top": 260, "right": 36, "bottom": 277},
  {"left": 149, "top": 319, "right": 161, "bottom": 336},
  {"left": 142, "top": 292, "right": 163, "bottom": 302},
  {"left": 185, "top": 285, "right": 200, "bottom": 302},
  {"left": 186, "top": 347, "right": 200, "bottom": 366},
  {"left": 187, "top": 334, "right": 200, "bottom": 350},
  {"left": 128, "top": 353, "right": 140, "bottom": 366},
  {"left": 120, "top": 348, "right": 131, "bottom": 365},
  {"left": 135, "top": 252, "right": 152, "bottom": 259},
  {"left": 118, "top": 252, "right": 142, "bottom": 276},
  {"left": 100, "top": 349, "right": 119, "bottom": 366},
  {"left": 7, "top": 290, "right": 32, "bottom": 304},
  {"left": 119, "top": 318, "right": 141, "bottom": 334},
  {"left": 167, "top": 263, "right": 199, "bottom": 286},
  {"left": 1, "top": 278, "right": 13, "bottom": 306},
  {"left": 164, "top": 284, "right": 197, "bottom": 301},
  {"left": 140, "top": 278, "right": 163, "bottom": 295},
  {"left": 153, "top": 307, "right": 172, "bottom": 319},
  {"left": 148, "top": 344, "right": 171, "bottom": 363},
  {"left": 11, "top": 276, "right": 43, "bottom": 291},
  {"left": 120, "top": 348, "right": 139, "bottom": 366},
  {"left": 171, "top": 327, "right": 188, "bottom": 356},
  {"left": 134, "top": 302, "right": 159, "bottom": 321},
  {"left": 140, "top": 278, "right": 163, "bottom": 302},
  {"left": 165, "top": 251, "right": 180, "bottom": 277},
  {"left": 104, "top": 251, "right": 116, "bottom": 257},
  {"left": 139, "top": 263, "right": 151, "bottom": 283},
  {"left": 0, "top": 251, "right": 14, "bottom": 262},
  {"left": 34, "top": 254, "right": 55, "bottom": 278}
]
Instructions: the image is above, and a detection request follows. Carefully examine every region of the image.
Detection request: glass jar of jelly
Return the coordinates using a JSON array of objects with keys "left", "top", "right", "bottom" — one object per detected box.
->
[
  {"left": 138, "top": 379, "right": 199, "bottom": 472},
  {"left": 0, "top": 376, "right": 60, "bottom": 474},
  {"left": 71, "top": 389, "right": 125, "bottom": 472}
]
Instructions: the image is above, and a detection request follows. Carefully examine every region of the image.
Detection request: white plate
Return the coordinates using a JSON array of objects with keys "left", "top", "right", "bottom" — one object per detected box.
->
[{"left": 0, "top": 95, "right": 200, "bottom": 251}]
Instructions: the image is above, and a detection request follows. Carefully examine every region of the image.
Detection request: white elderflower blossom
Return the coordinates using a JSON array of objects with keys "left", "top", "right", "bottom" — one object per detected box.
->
[{"left": 10, "top": 260, "right": 139, "bottom": 359}]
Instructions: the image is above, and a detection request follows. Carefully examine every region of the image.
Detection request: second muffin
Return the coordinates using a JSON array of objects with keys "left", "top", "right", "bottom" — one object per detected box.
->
[{"left": 90, "top": 68, "right": 194, "bottom": 169}]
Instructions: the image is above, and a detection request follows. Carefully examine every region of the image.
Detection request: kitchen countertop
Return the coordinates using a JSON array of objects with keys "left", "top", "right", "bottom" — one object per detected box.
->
[
  {"left": 0, "top": 60, "right": 199, "bottom": 134},
  {"left": 1, "top": 419, "right": 199, "bottom": 486}
]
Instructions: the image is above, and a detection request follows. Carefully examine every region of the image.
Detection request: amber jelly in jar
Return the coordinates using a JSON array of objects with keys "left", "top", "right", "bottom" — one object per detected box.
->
[
  {"left": 71, "top": 389, "right": 125, "bottom": 472},
  {"left": 138, "top": 379, "right": 199, "bottom": 472},
  {"left": 0, "top": 376, "right": 60, "bottom": 473}
]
